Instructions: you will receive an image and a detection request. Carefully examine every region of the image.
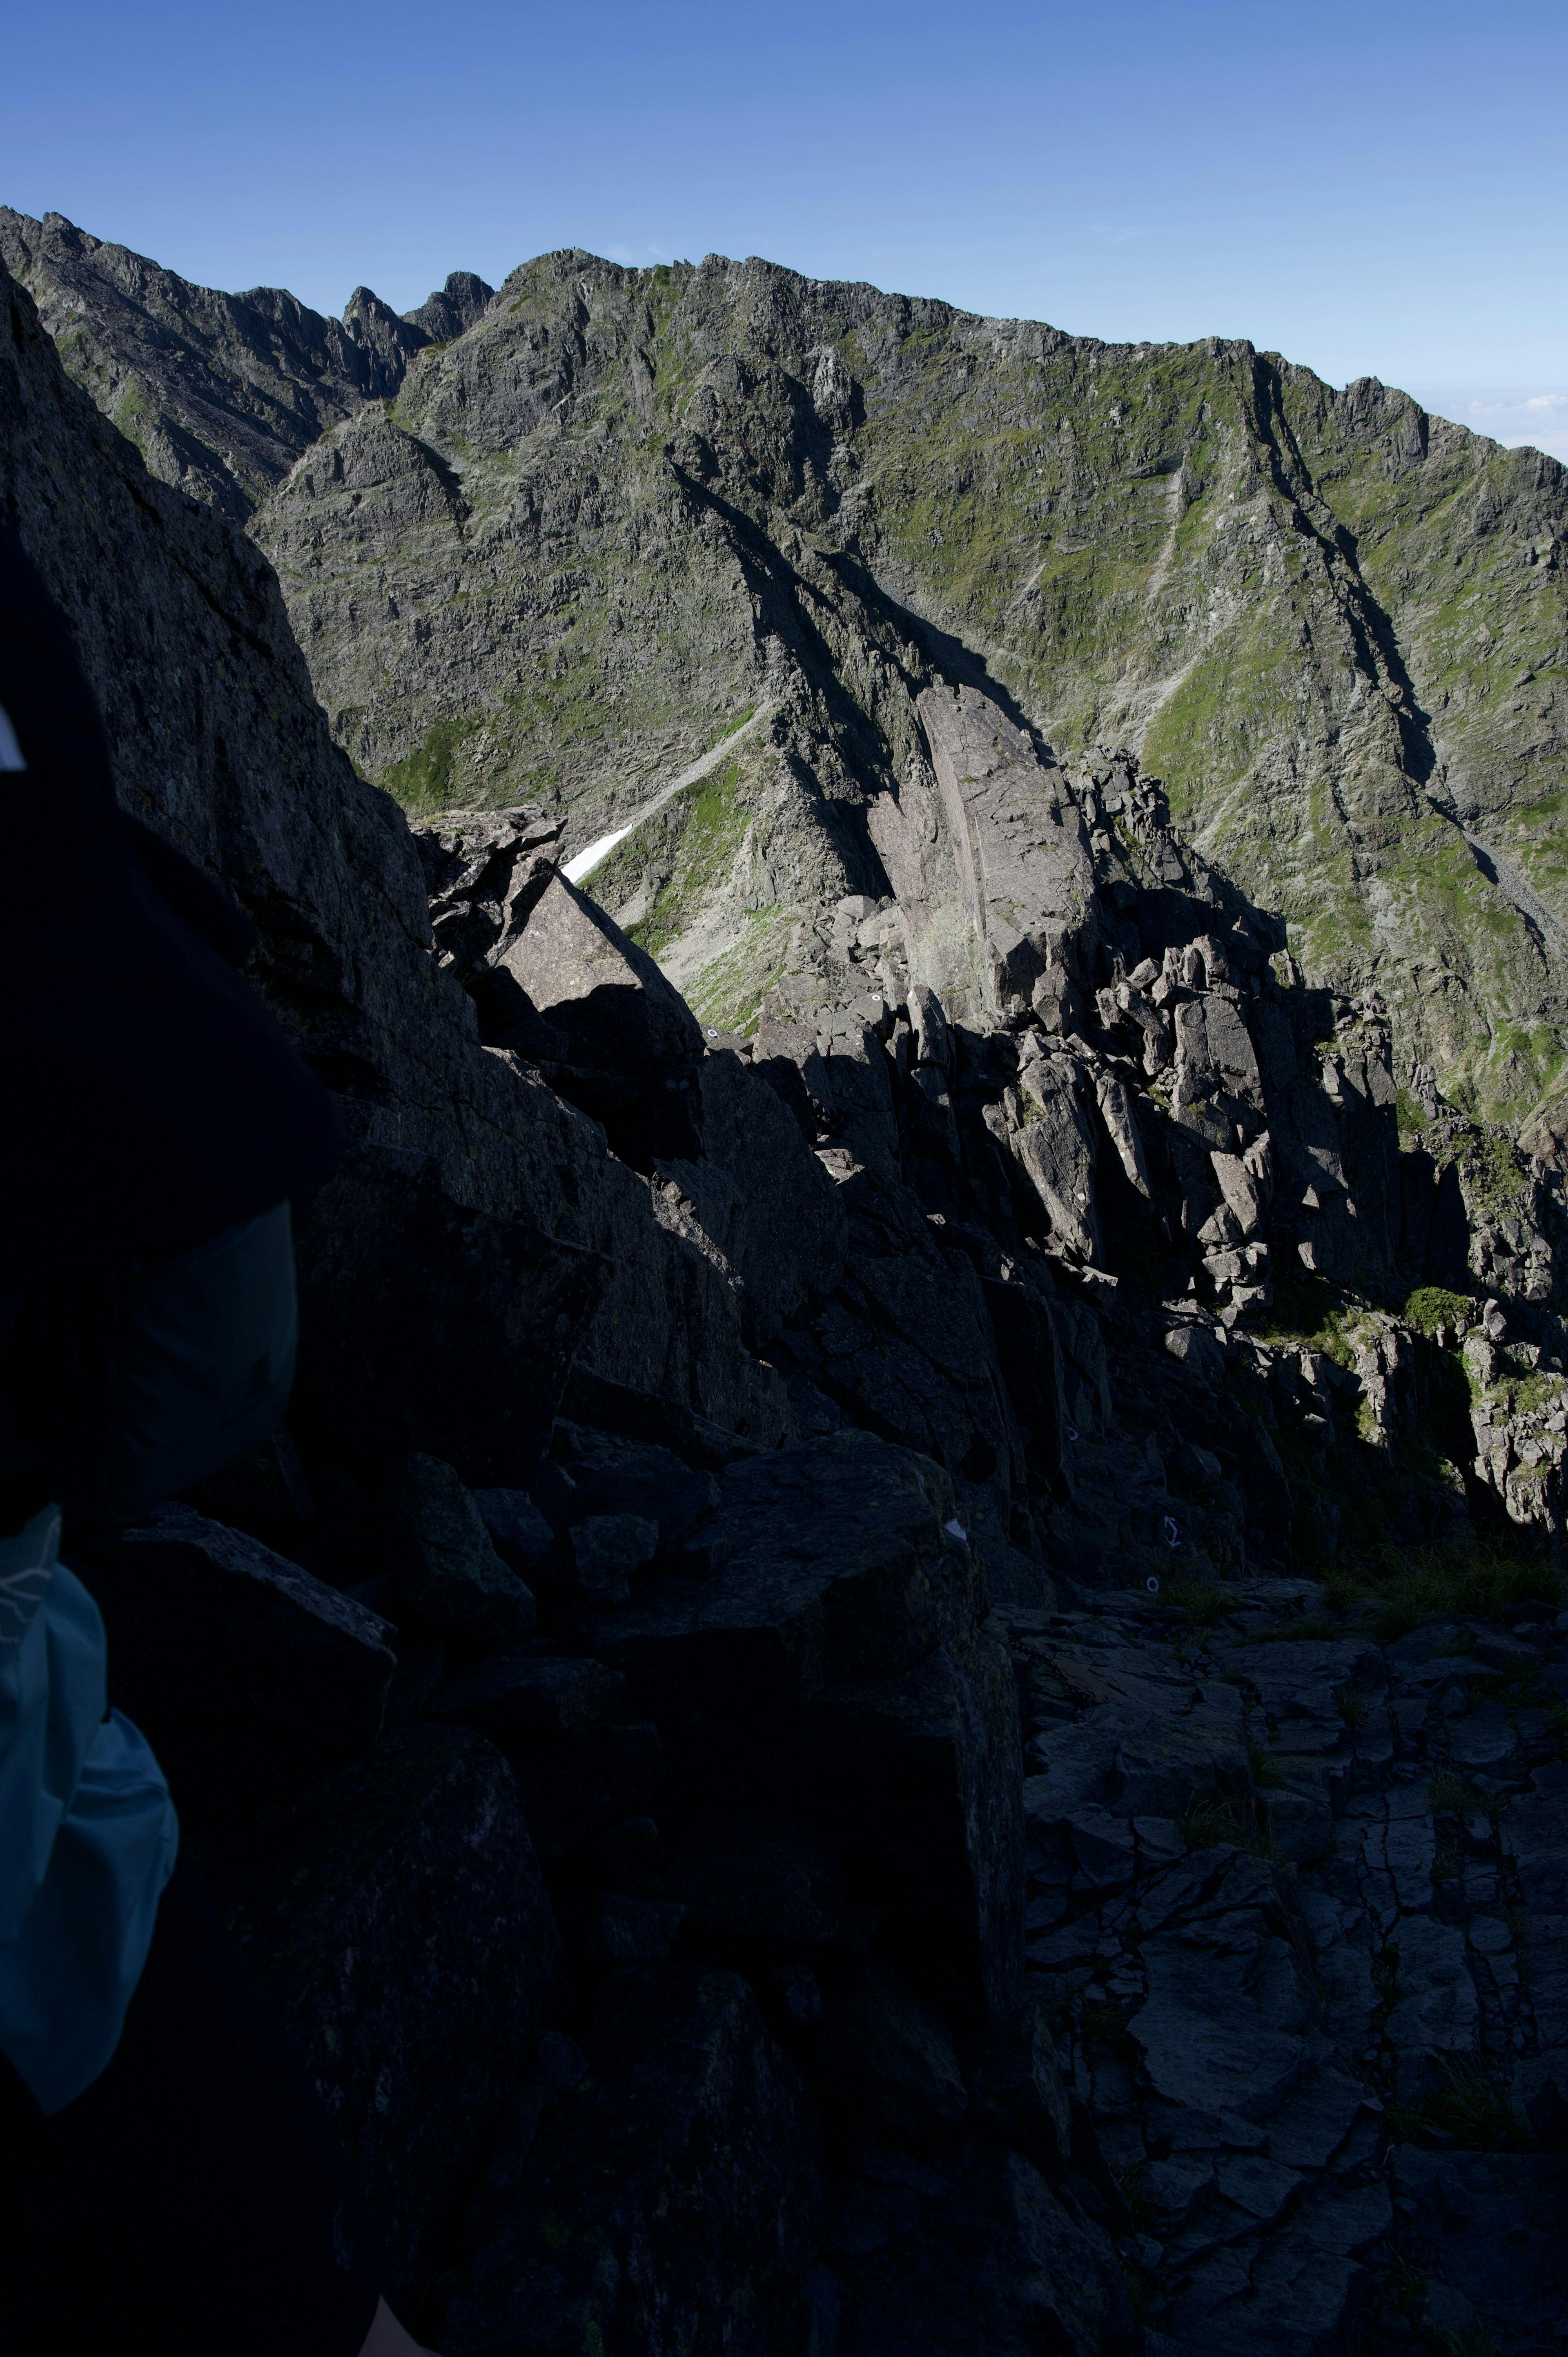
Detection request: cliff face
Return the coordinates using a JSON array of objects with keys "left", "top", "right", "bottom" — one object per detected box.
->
[
  {"left": 0, "top": 208, "right": 491, "bottom": 521},
  {"left": 8, "top": 231, "right": 1568, "bottom": 2357},
  {"left": 10, "top": 216, "right": 1560, "bottom": 1131}
]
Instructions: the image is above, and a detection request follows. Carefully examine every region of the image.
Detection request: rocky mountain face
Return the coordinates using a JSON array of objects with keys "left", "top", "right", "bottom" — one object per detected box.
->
[
  {"left": 6, "top": 215, "right": 1564, "bottom": 1141},
  {"left": 6, "top": 221, "right": 1568, "bottom": 2356},
  {"left": 0, "top": 207, "right": 492, "bottom": 520}
]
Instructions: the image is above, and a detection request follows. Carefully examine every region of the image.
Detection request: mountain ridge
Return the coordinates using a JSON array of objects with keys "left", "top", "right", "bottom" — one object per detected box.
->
[{"left": 5, "top": 210, "right": 1566, "bottom": 1147}]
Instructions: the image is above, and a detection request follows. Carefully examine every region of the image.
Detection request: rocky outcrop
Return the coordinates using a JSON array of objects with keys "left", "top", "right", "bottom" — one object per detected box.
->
[
  {"left": 10, "top": 219, "right": 1568, "bottom": 2357},
  {"left": 13, "top": 219, "right": 1567, "bottom": 1130}
]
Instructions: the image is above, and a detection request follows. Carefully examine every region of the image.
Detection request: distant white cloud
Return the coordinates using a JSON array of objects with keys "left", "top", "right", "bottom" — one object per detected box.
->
[{"left": 1087, "top": 223, "right": 1145, "bottom": 247}]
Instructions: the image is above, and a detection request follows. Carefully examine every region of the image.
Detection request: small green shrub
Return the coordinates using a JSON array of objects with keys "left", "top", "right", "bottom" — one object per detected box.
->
[
  {"left": 1247, "top": 1740, "right": 1286, "bottom": 1788},
  {"left": 1403, "top": 1286, "right": 1474, "bottom": 1335}
]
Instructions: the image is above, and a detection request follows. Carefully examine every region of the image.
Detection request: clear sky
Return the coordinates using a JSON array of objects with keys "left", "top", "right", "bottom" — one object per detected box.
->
[{"left": 7, "top": 0, "right": 1566, "bottom": 458}]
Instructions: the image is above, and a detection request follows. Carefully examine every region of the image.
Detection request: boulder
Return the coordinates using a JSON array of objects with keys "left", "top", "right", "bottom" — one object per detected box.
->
[
  {"left": 470, "top": 1488, "right": 557, "bottom": 1581},
  {"left": 227, "top": 1727, "right": 559, "bottom": 2310},
  {"left": 906, "top": 981, "right": 953, "bottom": 1073},
  {"left": 495, "top": 867, "right": 706, "bottom": 1076},
  {"left": 443, "top": 1966, "right": 820, "bottom": 2357},
  {"left": 430, "top": 1651, "right": 633, "bottom": 1743},
  {"left": 392, "top": 1454, "right": 537, "bottom": 1649},
  {"left": 85, "top": 1503, "right": 394, "bottom": 1829},
  {"left": 1005, "top": 1041, "right": 1101, "bottom": 1262},
  {"left": 566, "top": 1512, "right": 659, "bottom": 1606},
  {"left": 590, "top": 1433, "right": 980, "bottom": 1708},
  {"left": 1163, "top": 1322, "right": 1226, "bottom": 1385},
  {"left": 550, "top": 1433, "right": 722, "bottom": 1551}
]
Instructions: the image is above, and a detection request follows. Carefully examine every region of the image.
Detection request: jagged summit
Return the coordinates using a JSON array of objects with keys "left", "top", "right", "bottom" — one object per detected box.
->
[{"left": 0, "top": 209, "right": 488, "bottom": 518}]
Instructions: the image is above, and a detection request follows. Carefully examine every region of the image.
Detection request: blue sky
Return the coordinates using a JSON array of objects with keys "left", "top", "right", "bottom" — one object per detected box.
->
[{"left": 8, "top": 0, "right": 1566, "bottom": 458}]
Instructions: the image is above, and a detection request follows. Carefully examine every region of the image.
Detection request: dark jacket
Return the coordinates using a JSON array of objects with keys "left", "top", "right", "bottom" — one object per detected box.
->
[{"left": 0, "top": 526, "right": 343, "bottom": 1271}]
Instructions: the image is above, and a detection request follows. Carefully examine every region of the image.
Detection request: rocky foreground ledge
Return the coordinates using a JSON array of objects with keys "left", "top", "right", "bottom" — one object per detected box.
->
[{"left": 80, "top": 1474, "right": 1568, "bottom": 2353}]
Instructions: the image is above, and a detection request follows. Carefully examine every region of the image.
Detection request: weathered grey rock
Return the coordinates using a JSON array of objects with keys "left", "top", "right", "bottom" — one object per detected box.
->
[
  {"left": 392, "top": 1454, "right": 538, "bottom": 1648},
  {"left": 656, "top": 1047, "right": 849, "bottom": 1340},
  {"left": 819, "top": 1962, "right": 968, "bottom": 2134},
  {"left": 906, "top": 981, "right": 953, "bottom": 1073},
  {"left": 443, "top": 1966, "right": 820, "bottom": 2357},
  {"left": 567, "top": 1512, "right": 659, "bottom": 1605},
  {"left": 402, "top": 269, "right": 494, "bottom": 344},
  {"left": 1005, "top": 1038, "right": 1102, "bottom": 1262},
  {"left": 592, "top": 1434, "right": 978, "bottom": 1707},
  {"left": 1393, "top": 2147, "right": 1568, "bottom": 2353},
  {"left": 967, "top": 1985, "right": 1074, "bottom": 2179},
  {"left": 470, "top": 1488, "right": 557, "bottom": 1579},
  {"left": 791, "top": 1630, "right": 1025, "bottom": 2024},
  {"left": 1259, "top": 1783, "right": 1334, "bottom": 1863},
  {"left": 500, "top": 867, "right": 706, "bottom": 1075},
  {"left": 753, "top": 1006, "right": 902, "bottom": 1181},
  {"left": 1127, "top": 1850, "right": 1312, "bottom": 2124},
  {"left": 1163, "top": 1322, "right": 1226, "bottom": 1385},
  {"left": 834, "top": 2145, "right": 1136, "bottom": 2357},
  {"left": 0, "top": 207, "right": 428, "bottom": 517},
  {"left": 983, "top": 1272, "right": 1072, "bottom": 1502},
  {"left": 904, "top": 683, "right": 1098, "bottom": 1021},
  {"left": 294, "top": 1151, "right": 608, "bottom": 1489},
  {"left": 86, "top": 1504, "right": 393, "bottom": 1828},
  {"left": 550, "top": 1434, "right": 722, "bottom": 1551},
  {"left": 228, "top": 1727, "right": 559, "bottom": 2310},
  {"left": 430, "top": 1651, "right": 633, "bottom": 1742}
]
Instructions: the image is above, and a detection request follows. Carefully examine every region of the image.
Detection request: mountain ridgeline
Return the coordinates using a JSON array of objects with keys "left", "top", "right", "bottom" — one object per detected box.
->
[{"left": 5, "top": 207, "right": 1566, "bottom": 1149}]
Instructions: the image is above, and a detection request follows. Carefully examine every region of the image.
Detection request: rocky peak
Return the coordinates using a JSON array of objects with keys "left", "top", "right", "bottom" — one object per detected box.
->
[{"left": 402, "top": 268, "right": 495, "bottom": 343}]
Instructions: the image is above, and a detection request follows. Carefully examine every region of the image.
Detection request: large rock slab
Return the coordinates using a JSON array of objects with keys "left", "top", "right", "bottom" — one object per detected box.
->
[
  {"left": 227, "top": 1727, "right": 559, "bottom": 2308},
  {"left": 443, "top": 1966, "right": 820, "bottom": 2357},
  {"left": 1126, "top": 1849, "right": 1313, "bottom": 2125},
  {"left": 911, "top": 682, "right": 1098, "bottom": 1021},
  {"left": 392, "top": 1453, "right": 537, "bottom": 1648},
  {"left": 590, "top": 1433, "right": 978, "bottom": 1708},
  {"left": 1002, "top": 1039, "right": 1102, "bottom": 1263},
  {"left": 499, "top": 867, "right": 706, "bottom": 1076},
  {"left": 85, "top": 1503, "right": 393, "bottom": 1829}
]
